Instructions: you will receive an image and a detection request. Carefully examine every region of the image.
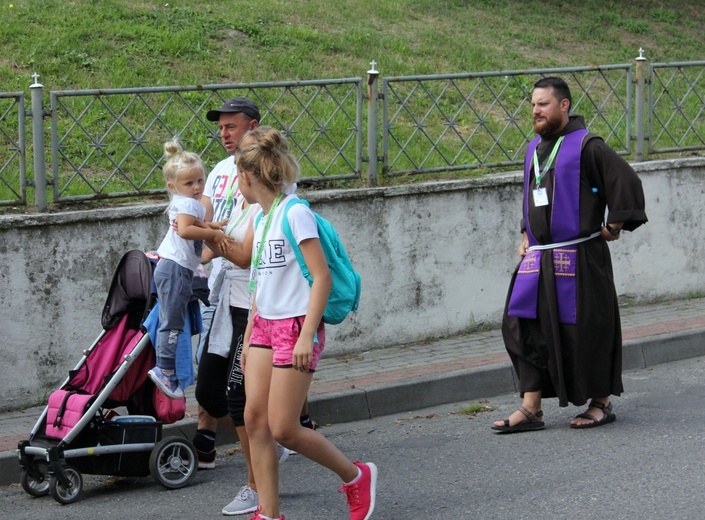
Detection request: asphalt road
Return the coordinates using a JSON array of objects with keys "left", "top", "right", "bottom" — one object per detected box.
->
[{"left": 2, "top": 355, "right": 705, "bottom": 519}]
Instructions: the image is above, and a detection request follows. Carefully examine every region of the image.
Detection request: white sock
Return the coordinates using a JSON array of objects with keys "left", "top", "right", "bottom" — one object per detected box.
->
[{"left": 346, "top": 466, "right": 363, "bottom": 484}]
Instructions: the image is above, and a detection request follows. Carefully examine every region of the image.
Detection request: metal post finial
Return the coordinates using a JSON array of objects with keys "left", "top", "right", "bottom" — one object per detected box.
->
[
  {"left": 368, "top": 60, "right": 378, "bottom": 74},
  {"left": 636, "top": 47, "right": 646, "bottom": 61},
  {"left": 30, "top": 72, "right": 42, "bottom": 87}
]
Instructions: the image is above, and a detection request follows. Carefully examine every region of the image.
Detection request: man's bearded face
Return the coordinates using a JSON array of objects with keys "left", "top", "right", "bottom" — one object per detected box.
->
[{"left": 532, "top": 87, "right": 567, "bottom": 137}]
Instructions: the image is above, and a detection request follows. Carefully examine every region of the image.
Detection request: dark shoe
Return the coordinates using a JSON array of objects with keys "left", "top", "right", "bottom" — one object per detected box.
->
[
  {"left": 192, "top": 431, "right": 216, "bottom": 469},
  {"left": 300, "top": 415, "right": 318, "bottom": 430},
  {"left": 196, "top": 447, "right": 216, "bottom": 469},
  {"left": 570, "top": 400, "right": 616, "bottom": 429},
  {"left": 491, "top": 405, "right": 545, "bottom": 433}
]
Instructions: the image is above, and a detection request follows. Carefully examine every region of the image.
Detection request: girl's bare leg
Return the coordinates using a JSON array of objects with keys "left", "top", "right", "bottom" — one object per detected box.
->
[
  {"left": 269, "top": 367, "right": 358, "bottom": 484},
  {"left": 244, "top": 347, "right": 279, "bottom": 518}
]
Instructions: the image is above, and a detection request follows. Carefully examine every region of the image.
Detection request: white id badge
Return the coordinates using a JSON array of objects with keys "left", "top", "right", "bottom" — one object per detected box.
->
[{"left": 532, "top": 187, "right": 549, "bottom": 207}]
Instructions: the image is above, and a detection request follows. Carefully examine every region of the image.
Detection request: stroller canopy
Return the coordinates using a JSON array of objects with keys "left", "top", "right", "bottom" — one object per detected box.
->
[{"left": 101, "top": 250, "right": 153, "bottom": 330}]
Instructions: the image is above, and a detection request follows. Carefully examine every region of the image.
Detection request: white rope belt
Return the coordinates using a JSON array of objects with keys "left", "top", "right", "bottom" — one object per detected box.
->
[{"left": 527, "top": 231, "right": 601, "bottom": 251}]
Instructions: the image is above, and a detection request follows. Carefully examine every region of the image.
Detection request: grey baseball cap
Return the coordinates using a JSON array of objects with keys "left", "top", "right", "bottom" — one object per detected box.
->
[{"left": 206, "top": 97, "right": 261, "bottom": 122}]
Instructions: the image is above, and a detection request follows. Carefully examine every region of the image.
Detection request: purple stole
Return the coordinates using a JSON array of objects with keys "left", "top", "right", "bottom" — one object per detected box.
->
[{"left": 507, "top": 129, "right": 589, "bottom": 325}]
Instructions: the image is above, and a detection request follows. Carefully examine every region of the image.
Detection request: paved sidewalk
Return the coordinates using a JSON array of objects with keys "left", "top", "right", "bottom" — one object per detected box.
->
[{"left": 2, "top": 297, "right": 705, "bottom": 486}]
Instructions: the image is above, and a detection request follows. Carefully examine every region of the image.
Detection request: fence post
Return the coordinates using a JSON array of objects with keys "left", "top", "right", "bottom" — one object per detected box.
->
[
  {"left": 367, "top": 60, "right": 379, "bottom": 187},
  {"left": 634, "top": 48, "right": 648, "bottom": 162},
  {"left": 30, "top": 72, "right": 47, "bottom": 210}
]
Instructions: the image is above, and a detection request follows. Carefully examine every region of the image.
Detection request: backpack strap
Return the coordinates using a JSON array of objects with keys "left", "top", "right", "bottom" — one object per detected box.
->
[
  {"left": 253, "top": 208, "right": 264, "bottom": 229},
  {"left": 281, "top": 198, "right": 324, "bottom": 341},
  {"left": 281, "top": 198, "right": 313, "bottom": 283}
]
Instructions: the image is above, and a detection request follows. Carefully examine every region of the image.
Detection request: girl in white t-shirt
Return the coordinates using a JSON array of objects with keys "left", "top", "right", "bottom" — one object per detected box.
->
[
  {"left": 236, "top": 127, "right": 377, "bottom": 520},
  {"left": 149, "top": 139, "right": 228, "bottom": 400}
]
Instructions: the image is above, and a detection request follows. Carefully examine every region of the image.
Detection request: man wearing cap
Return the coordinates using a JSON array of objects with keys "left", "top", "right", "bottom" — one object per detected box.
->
[
  {"left": 203, "top": 97, "right": 261, "bottom": 225},
  {"left": 194, "top": 97, "right": 260, "bottom": 368},
  {"left": 191, "top": 98, "right": 261, "bottom": 509}
]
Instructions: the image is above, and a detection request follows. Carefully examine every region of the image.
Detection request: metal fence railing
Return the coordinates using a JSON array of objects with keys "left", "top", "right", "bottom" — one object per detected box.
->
[
  {"left": 381, "top": 64, "right": 632, "bottom": 177},
  {"left": 0, "top": 92, "right": 26, "bottom": 207},
  {"left": 649, "top": 61, "right": 705, "bottom": 154},
  {"left": 49, "top": 79, "right": 363, "bottom": 203},
  {"left": 1, "top": 53, "right": 704, "bottom": 211}
]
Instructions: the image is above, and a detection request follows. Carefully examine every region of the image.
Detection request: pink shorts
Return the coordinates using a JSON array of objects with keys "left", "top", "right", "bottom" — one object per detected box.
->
[{"left": 249, "top": 314, "right": 326, "bottom": 371}]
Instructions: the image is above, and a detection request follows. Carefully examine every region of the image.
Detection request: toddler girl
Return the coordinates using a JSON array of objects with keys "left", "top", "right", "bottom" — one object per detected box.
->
[{"left": 148, "top": 138, "right": 227, "bottom": 399}]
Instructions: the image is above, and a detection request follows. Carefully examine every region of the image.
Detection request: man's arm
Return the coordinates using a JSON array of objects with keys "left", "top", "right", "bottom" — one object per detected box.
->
[
  {"left": 586, "top": 139, "right": 647, "bottom": 232},
  {"left": 220, "top": 224, "right": 254, "bottom": 269}
]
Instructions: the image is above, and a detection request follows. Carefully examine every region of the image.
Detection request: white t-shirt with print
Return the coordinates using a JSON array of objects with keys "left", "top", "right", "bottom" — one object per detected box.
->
[
  {"left": 202, "top": 155, "right": 298, "bottom": 294},
  {"left": 251, "top": 195, "right": 319, "bottom": 319},
  {"left": 156, "top": 194, "right": 207, "bottom": 272},
  {"left": 203, "top": 156, "right": 239, "bottom": 289},
  {"left": 223, "top": 197, "right": 260, "bottom": 309}
]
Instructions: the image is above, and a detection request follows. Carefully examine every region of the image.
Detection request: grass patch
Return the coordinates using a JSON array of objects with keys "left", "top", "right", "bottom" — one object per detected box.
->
[
  {"left": 395, "top": 413, "right": 443, "bottom": 423},
  {"left": 2, "top": 0, "right": 702, "bottom": 91},
  {"left": 1, "top": 0, "right": 704, "bottom": 207},
  {"left": 465, "top": 318, "right": 498, "bottom": 335},
  {"left": 456, "top": 403, "right": 497, "bottom": 417}
]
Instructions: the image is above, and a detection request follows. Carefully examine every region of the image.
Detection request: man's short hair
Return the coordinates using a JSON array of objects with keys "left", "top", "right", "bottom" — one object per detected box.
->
[
  {"left": 533, "top": 77, "right": 572, "bottom": 110},
  {"left": 206, "top": 97, "right": 261, "bottom": 122}
]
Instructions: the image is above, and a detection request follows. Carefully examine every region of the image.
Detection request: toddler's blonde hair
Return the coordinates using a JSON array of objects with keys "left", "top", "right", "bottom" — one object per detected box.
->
[{"left": 162, "top": 137, "right": 204, "bottom": 189}]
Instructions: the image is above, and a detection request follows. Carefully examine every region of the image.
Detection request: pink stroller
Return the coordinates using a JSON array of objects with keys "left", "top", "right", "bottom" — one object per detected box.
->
[{"left": 17, "top": 250, "right": 198, "bottom": 504}]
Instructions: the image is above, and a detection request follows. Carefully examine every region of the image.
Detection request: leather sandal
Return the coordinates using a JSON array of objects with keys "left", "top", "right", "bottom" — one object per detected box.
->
[
  {"left": 570, "top": 400, "right": 616, "bottom": 429},
  {"left": 491, "top": 405, "right": 545, "bottom": 433}
]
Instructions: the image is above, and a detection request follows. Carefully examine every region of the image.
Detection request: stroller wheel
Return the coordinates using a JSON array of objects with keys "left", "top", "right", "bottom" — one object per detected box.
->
[
  {"left": 21, "top": 468, "right": 50, "bottom": 497},
  {"left": 149, "top": 436, "right": 198, "bottom": 489},
  {"left": 49, "top": 465, "right": 83, "bottom": 505}
]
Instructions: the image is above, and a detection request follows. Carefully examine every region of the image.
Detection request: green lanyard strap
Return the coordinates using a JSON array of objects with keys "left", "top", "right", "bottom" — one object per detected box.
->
[
  {"left": 532, "top": 135, "right": 565, "bottom": 187},
  {"left": 224, "top": 176, "right": 239, "bottom": 212},
  {"left": 225, "top": 200, "right": 251, "bottom": 236},
  {"left": 248, "top": 193, "right": 284, "bottom": 293}
]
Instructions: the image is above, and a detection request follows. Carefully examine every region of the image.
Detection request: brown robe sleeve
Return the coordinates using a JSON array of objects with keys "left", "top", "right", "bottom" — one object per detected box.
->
[{"left": 582, "top": 138, "right": 648, "bottom": 232}]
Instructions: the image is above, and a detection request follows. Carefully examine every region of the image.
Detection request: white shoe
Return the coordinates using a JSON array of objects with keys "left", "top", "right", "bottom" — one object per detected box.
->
[
  {"left": 221, "top": 485, "right": 258, "bottom": 516},
  {"left": 277, "top": 443, "right": 291, "bottom": 464},
  {"left": 197, "top": 454, "right": 216, "bottom": 470}
]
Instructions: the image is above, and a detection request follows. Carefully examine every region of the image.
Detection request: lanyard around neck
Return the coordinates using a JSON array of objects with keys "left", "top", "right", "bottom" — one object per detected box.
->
[
  {"left": 224, "top": 176, "right": 239, "bottom": 211},
  {"left": 533, "top": 135, "right": 565, "bottom": 187},
  {"left": 225, "top": 201, "right": 251, "bottom": 236},
  {"left": 248, "top": 193, "right": 284, "bottom": 293}
]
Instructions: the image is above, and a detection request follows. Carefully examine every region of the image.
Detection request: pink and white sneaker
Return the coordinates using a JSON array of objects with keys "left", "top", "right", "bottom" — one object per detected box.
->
[
  {"left": 339, "top": 461, "right": 378, "bottom": 520},
  {"left": 248, "top": 506, "right": 285, "bottom": 520}
]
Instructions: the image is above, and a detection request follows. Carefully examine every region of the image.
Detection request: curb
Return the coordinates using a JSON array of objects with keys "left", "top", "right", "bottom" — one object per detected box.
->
[
  {"left": 3, "top": 327, "right": 704, "bottom": 488},
  {"left": 308, "top": 327, "right": 705, "bottom": 426}
]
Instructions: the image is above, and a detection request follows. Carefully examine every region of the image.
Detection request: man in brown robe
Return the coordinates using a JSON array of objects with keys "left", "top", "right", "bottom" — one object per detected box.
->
[{"left": 492, "top": 77, "right": 648, "bottom": 433}]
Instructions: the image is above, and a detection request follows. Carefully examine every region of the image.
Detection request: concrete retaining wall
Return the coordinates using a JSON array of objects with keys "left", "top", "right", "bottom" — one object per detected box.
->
[{"left": 1, "top": 157, "right": 703, "bottom": 411}]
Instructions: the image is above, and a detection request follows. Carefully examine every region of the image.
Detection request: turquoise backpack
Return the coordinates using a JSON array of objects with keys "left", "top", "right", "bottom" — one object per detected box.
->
[{"left": 255, "top": 198, "right": 361, "bottom": 325}]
